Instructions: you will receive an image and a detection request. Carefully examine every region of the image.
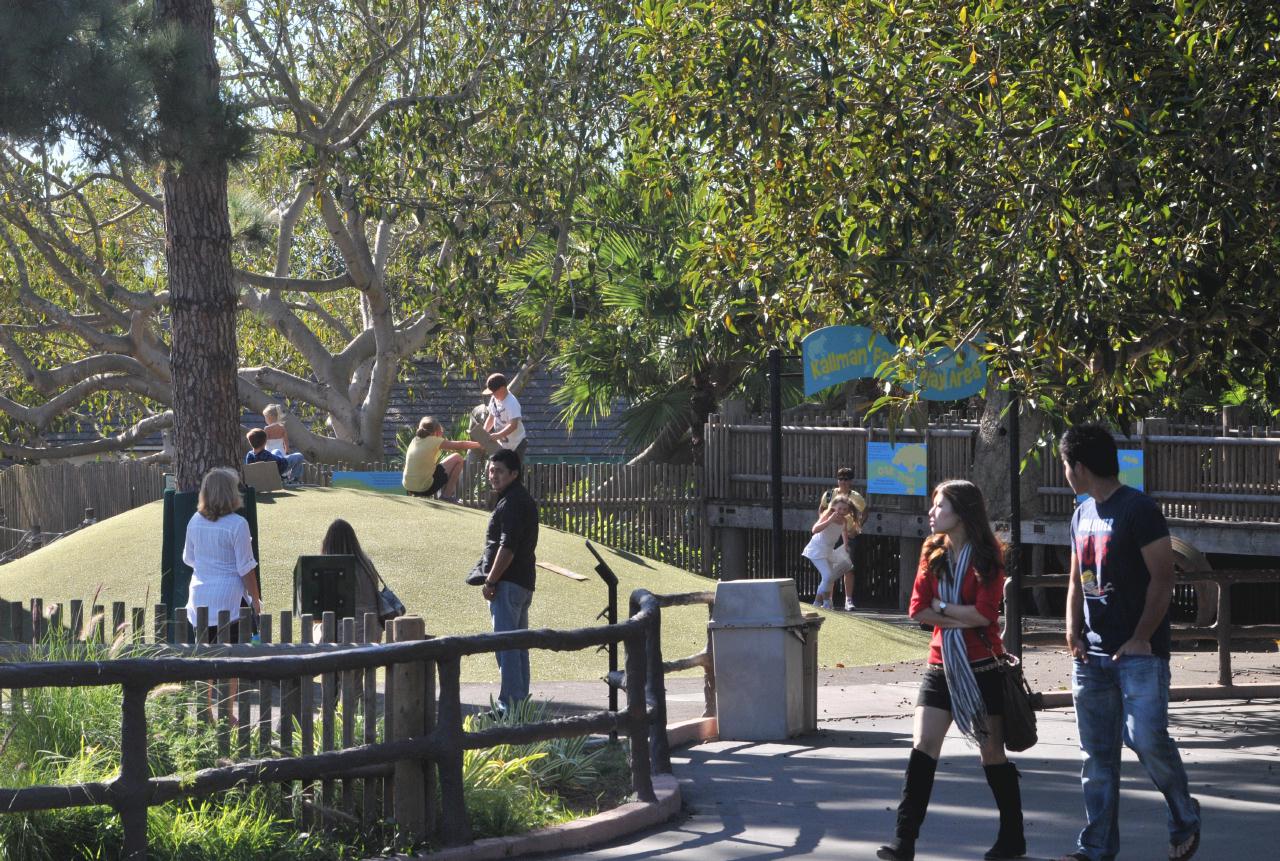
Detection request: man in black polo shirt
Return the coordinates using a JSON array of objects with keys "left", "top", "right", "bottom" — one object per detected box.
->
[{"left": 479, "top": 448, "right": 539, "bottom": 710}]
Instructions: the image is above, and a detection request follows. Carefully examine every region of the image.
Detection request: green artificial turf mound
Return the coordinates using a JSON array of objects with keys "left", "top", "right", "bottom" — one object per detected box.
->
[{"left": 0, "top": 487, "right": 925, "bottom": 680}]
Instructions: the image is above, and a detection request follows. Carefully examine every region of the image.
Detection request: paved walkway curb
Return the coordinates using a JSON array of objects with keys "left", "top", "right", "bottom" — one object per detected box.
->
[
  {"left": 402, "top": 773, "right": 679, "bottom": 861},
  {"left": 393, "top": 719, "right": 712, "bottom": 860}
]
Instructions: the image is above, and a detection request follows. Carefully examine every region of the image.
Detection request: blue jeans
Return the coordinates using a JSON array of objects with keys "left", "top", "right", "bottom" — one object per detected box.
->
[
  {"left": 1071, "top": 656, "right": 1200, "bottom": 860},
  {"left": 282, "top": 453, "right": 305, "bottom": 482},
  {"left": 489, "top": 581, "right": 532, "bottom": 708}
]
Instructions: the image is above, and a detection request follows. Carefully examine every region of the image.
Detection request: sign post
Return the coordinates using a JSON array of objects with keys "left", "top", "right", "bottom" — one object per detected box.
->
[{"left": 768, "top": 347, "right": 784, "bottom": 579}]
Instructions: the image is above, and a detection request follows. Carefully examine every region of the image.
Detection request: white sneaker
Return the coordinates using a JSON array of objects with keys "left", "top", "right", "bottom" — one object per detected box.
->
[
  {"left": 812, "top": 598, "right": 824, "bottom": 608},
  {"left": 821, "top": 600, "right": 834, "bottom": 610},
  {"left": 844, "top": 600, "right": 856, "bottom": 611}
]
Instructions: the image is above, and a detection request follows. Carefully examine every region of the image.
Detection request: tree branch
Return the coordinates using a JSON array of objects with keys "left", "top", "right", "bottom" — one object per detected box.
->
[{"left": 0, "top": 412, "right": 173, "bottom": 461}]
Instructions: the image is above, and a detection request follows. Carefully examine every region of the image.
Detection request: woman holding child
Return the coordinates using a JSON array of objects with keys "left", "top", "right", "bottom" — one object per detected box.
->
[{"left": 878, "top": 479, "right": 1025, "bottom": 861}]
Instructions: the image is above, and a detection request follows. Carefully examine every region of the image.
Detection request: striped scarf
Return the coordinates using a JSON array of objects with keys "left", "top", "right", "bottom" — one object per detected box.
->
[{"left": 939, "top": 543, "right": 989, "bottom": 742}]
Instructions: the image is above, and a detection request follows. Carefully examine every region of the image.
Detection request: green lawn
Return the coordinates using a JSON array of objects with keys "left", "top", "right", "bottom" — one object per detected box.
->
[{"left": 0, "top": 486, "right": 925, "bottom": 681}]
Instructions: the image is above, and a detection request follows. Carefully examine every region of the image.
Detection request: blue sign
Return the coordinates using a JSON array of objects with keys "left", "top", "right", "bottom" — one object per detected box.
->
[
  {"left": 802, "top": 325, "right": 897, "bottom": 395},
  {"left": 1119, "top": 450, "right": 1144, "bottom": 491},
  {"left": 1075, "top": 449, "right": 1145, "bottom": 504},
  {"left": 867, "top": 442, "right": 928, "bottom": 496},
  {"left": 901, "top": 342, "right": 989, "bottom": 401},
  {"left": 332, "top": 471, "right": 404, "bottom": 494}
]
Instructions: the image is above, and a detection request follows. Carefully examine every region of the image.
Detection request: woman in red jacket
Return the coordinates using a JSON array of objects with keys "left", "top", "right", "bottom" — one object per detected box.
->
[{"left": 878, "top": 479, "right": 1025, "bottom": 861}]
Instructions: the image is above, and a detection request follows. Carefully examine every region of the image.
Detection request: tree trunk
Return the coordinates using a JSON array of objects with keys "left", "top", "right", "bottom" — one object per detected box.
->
[
  {"left": 971, "top": 389, "right": 1044, "bottom": 527},
  {"left": 159, "top": 0, "right": 241, "bottom": 492}
]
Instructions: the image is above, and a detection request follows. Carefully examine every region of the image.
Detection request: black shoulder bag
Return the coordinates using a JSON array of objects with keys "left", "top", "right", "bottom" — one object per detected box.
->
[{"left": 978, "top": 630, "right": 1040, "bottom": 752}]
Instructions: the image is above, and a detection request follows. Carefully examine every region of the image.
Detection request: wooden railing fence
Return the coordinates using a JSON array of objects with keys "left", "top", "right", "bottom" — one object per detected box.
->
[
  {"left": 0, "top": 590, "right": 676, "bottom": 860},
  {"left": 1020, "top": 569, "right": 1280, "bottom": 707}
]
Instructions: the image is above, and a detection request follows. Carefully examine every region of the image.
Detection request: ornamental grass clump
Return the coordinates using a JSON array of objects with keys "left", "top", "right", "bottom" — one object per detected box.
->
[
  {"left": 0, "top": 625, "right": 344, "bottom": 861},
  {"left": 460, "top": 698, "right": 629, "bottom": 838}
]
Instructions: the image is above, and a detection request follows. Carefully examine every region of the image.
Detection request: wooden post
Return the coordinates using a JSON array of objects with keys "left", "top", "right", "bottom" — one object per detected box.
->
[
  {"left": 217, "top": 609, "right": 233, "bottom": 756},
  {"left": 321, "top": 611, "right": 337, "bottom": 812},
  {"left": 1217, "top": 581, "right": 1232, "bottom": 687},
  {"left": 117, "top": 683, "right": 150, "bottom": 860},
  {"left": 624, "top": 631, "right": 656, "bottom": 803},
  {"left": 361, "top": 612, "right": 380, "bottom": 826},
  {"left": 436, "top": 655, "right": 470, "bottom": 846},
  {"left": 720, "top": 527, "right": 747, "bottom": 580},
  {"left": 644, "top": 603, "right": 671, "bottom": 774},
  {"left": 341, "top": 616, "right": 357, "bottom": 817},
  {"left": 390, "top": 616, "right": 430, "bottom": 844},
  {"left": 898, "top": 537, "right": 923, "bottom": 610},
  {"left": 703, "top": 602, "right": 716, "bottom": 718},
  {"left": 258, "top": 613, "right": 274, "bottom": 755}
]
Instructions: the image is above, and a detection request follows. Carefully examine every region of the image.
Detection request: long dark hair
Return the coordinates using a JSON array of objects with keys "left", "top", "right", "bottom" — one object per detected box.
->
[
  {"left": 922, "top": 479, "right": 1003, "bottom": 583},
  {"left": 321, "top": 518, "right": 364, "bottom": 557}
]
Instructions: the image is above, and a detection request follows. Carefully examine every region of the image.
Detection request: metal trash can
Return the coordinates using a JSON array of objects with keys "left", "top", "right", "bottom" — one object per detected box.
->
[{"left": 709, "top": 579, "right": 822, "bottom": 740}]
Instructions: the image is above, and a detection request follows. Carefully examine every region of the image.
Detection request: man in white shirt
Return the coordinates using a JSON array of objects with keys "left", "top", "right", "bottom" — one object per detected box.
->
[{"left": 483, "top": 372, "right": 528, "bottom": 458}]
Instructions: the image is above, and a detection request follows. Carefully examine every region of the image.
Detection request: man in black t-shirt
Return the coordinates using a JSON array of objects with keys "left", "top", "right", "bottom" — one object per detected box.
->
[
  {"left": 1057, "top": 425, "right": 1201, "bottom": 861},
  {"left": 479, "top": 448, "right": 539, "bottom": 710}
]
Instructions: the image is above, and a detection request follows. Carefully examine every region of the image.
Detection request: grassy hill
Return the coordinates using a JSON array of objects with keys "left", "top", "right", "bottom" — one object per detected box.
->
[{"left": 0, "top": 487, "right": 926, "bottom": 681}]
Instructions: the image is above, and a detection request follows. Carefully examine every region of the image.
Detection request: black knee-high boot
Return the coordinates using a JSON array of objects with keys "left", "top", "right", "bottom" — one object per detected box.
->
[
  {"left": 877, "top": 748, "right": 938, "bottom": 861},
  {"left": 983, "top": 762, "right": 1026, "bottom": 860}
]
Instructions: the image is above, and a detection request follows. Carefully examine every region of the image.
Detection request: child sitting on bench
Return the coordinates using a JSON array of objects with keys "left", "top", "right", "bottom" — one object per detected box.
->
[{"left": 245, "top": 427, "right": 306, "bottom": 485}]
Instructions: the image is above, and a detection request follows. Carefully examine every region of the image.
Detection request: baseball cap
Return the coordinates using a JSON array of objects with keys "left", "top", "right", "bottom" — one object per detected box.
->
[{"left": 482, "top": 373, "right": 508, "bottom": 395}]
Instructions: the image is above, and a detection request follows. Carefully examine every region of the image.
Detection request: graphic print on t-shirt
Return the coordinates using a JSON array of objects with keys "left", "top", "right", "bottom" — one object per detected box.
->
[{"left": 1074, "top": 512, "right": 1115, "bottom": 602}]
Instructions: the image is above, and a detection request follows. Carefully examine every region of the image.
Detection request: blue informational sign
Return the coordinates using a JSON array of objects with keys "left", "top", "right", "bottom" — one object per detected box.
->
[
  {"left": 802, "top": 326, "right": 987, "bottom": 400},
  {"left": 901, "top": 342, "right": 989, "bottom": 401},
  {"left": 1118, "top": 449, "right": 1145, "bottom": 491},
  {"left": 802, "top": 325, "right": 897, "bottom": 396},
  {"left": 1075, "top": 449, "right": 1145, "bottom": 504},
  {"left": 866, "top": 442, "right": 928, "bottom": 496},
  {"left": 332, "top": 471, "right": 404, "bottom": 494}
]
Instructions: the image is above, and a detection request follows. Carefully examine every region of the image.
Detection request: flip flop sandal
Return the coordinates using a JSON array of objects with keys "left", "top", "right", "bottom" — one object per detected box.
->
[
  {"left": 1170, "top": 797, "right": 1202, "bottom": 861},
  {"left": 1169, "top": 829, "right": 1200, "bottom": 861}
]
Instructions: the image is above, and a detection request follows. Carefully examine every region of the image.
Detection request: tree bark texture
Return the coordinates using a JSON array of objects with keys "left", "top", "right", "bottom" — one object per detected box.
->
[
  {"left": 159, "top": 0, "right": 242, "bottom": 491},
  {"left": 970, "top": 389, "right": 1044, "bottom": 524}
]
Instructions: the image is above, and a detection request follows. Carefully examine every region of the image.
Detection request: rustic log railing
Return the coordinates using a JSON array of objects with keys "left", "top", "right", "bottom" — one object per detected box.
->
[
  {"left": 0, "top": 590, "right": 674, "bottom": 860},
  {"left": 1022, "top": 569, "right": 1280, "bottom": 708}
]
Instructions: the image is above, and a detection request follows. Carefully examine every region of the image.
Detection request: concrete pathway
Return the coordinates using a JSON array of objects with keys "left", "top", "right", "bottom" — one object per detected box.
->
[{"left": 515, "top": 647, "right": 1280, "bottom": 860}]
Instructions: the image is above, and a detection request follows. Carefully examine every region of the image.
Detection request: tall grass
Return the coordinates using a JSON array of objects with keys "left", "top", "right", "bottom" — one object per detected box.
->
[{"left": 0, "top": 629, "right": 346, "bottom": 860}]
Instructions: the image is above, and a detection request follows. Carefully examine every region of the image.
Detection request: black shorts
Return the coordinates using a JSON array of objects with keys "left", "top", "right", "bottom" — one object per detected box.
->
[
  {"left": 916, "top": 659, "right": 1004, "bottom": 716},
  {"left": 406, "top": 463, "right": 448, "bottom": 498}
]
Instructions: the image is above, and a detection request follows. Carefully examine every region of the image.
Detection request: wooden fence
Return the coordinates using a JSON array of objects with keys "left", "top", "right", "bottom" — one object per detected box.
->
[
  {"left": 1039, "top": 431, "right": 1280, "bottom": 523},
  {"left": 0, "top": 461, "right": 168, "bottom": 554},
  {"left": 0, "top": 459, "right": 704, "bottom": 574},
  {"left": 0, "top": 590, "right": 676, "bottom": 859},
  {"left": 705, "top": 412, "right": 1280, "bottom": 524},
  {"left": 702, "top": 413, "right": 976, "bottom": 514},
  {"left": 1022, "top": 568, "right": 1280, "bottom": 707},
  {"left": 452, "top": 460, "right": 704, "bottom": 574}
]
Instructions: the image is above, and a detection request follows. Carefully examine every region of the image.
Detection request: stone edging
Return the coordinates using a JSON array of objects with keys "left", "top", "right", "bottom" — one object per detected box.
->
[{"left": 391, "top": 717, "right": 718, "bottom": 860}]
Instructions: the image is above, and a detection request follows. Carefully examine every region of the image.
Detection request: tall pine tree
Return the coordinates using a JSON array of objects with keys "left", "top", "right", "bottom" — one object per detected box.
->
[{"left": 1, "top": 0, "right": 247, "bottom": 490}]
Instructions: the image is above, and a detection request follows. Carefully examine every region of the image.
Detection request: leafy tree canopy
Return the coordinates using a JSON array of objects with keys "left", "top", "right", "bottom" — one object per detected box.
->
[{"left": 622, "top": 0, "right": 1280, "bottom": 427}]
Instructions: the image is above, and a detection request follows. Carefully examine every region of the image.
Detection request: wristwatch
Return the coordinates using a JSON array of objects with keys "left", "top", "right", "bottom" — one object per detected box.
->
[{"left": 938, "top": 601, "right": 949, "bottom": 615}]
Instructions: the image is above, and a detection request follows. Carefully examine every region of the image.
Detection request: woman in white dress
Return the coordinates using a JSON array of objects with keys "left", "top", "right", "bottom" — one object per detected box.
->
[
  {"left": 801, "top": 495, "right": 854, "bottom": 609},
  {"left": 183, "top": 467, "right": 261, "bottom": 643}
]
